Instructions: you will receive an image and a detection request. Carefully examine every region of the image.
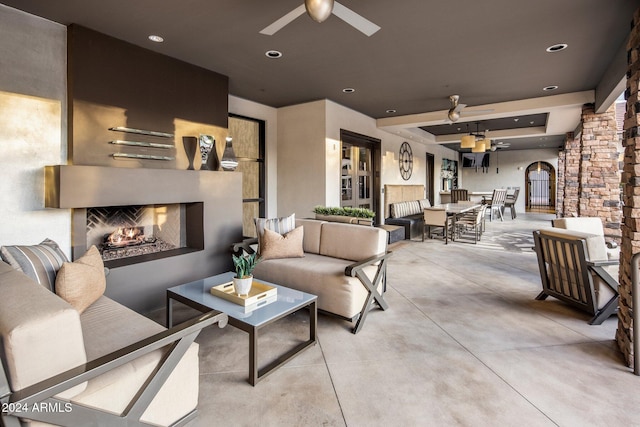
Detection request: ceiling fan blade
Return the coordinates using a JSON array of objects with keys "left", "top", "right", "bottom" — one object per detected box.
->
[
  {"left": 332, "top": 2, "right": 381, "bottom": 36},
  {"left": 260, "top": 4, "right": 307, "bottom": 35},
  {"left": 460, "top": 108, "right": 494, "bottom": 116}
]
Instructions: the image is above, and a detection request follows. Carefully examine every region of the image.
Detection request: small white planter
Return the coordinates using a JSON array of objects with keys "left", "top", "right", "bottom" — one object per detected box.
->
[{"left": 233, "top": 276, "right": 253, "bottom": 296}]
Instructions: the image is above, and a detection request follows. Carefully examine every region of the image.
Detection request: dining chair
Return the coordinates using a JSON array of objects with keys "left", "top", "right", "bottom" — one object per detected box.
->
[
  {"left": 450, "top": 189, "right": 469, "bottom": 203},
  {"left": 487, "top": 189, "right": 507, "bottom": 221},
  {"left": 503, "top": 187, "right": 520, "bottom": 219},
  {"left": 454, "top": 205, "right": 487, "bottom": 243},
  {"left": 423, "top": 208, "right": 450, "bottom": 244}
]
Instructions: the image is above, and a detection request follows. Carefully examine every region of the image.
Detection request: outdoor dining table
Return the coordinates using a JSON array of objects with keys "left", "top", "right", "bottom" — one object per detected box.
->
[{"left": 429, "top": 201, "right": 482, "bottom": 241}]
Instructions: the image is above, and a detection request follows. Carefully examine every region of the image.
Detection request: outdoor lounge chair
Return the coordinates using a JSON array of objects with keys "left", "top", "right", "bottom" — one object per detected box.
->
[{"left": 532, "top": 228, "right": 619, "bottom": 325}]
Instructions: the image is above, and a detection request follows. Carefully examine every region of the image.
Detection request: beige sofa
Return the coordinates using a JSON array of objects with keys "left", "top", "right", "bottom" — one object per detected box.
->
[
  {"left": 0, "top": 260, "right": 226, "bottom": 426},
  {"left": 246, "top": 219, "right": 391, "bottom": 334}
]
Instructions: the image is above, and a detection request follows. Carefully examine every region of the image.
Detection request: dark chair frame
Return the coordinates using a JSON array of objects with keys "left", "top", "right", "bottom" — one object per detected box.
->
[
  {"left": 532, "top": 230, "right": 619, "bottom": 325},
  {"left": 450, "top": 189, "right": 469, "bottom": 203},
  {"left": 0, "top": 311, "right": 228, "bottom": 427}
]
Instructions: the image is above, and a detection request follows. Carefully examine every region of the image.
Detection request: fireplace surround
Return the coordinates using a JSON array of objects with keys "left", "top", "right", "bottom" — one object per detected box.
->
[{"left": 45, "top": 165, "right": 242, "bottom": 312}]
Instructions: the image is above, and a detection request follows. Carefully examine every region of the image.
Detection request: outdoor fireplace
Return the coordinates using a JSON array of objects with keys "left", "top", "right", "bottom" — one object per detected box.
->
[{"left": 86, "top": 204, "right": 186, "bottom": 264}]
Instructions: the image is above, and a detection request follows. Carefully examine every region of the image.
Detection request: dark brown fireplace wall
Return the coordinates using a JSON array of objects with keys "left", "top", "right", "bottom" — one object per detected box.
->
[{"left": 67, "top": 24, "right": 229, "bottom": 169}]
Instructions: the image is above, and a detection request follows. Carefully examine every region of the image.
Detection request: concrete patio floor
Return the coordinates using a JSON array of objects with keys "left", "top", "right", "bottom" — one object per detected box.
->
[{"left": 159, "top": 212, "right": 636, "bottom": 426}]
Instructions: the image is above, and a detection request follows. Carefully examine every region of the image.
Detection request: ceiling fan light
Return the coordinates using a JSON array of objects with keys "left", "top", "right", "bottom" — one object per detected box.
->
[
  {"left": 471, "top": 140, "right": 486, "bottom": 153},
  {"left": 448, "top": 110, "right": 460, "bottom": 122},
  {"left": 305, "top": 0, "right": 334, "bottom": 23},
  {"left": 460, "top": 135, "right": 476, "bottom": 149}
]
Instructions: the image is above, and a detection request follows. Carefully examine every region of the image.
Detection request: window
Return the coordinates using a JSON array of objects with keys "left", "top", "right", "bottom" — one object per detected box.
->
[{"left": 229, "top": 114, "right": 265, "bottom": 237}]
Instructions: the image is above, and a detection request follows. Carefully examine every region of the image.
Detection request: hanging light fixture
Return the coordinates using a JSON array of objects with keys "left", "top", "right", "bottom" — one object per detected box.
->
[
  {"left": 460, "top": 134, "right": 476, "bottom": 149},
  {"left": 305, "top": 0, "right": 334, "bottom": 23},
  {"left": 471, "top": 140, "right": 486, "bottom": 153}
]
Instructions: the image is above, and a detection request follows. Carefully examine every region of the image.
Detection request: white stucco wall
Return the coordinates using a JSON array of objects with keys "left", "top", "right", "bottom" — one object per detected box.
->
[
  {"left": 0, "top": 6, "right": 70, "bottom": 255},
  {"left": 460, "top": 148, "right": 560, "bottom": 213}
]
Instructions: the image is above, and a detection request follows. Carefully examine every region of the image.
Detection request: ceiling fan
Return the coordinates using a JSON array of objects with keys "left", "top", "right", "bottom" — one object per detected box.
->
[
  {"left": 489, "top": 141, "right": 511, "bottom": 151},
  {"left": 446, "top": 95, "right": 494, "bottom": 122},
  {"left": 260, "top": 0, "right": 381, "bottom": 37}
]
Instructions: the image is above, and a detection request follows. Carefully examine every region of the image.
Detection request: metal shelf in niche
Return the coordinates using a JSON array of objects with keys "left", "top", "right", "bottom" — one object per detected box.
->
[
  {"left": 112, "top": 153, "right": 175, "bottom": 161},
  {"left": 109, "top": 127, "right": 174, "bottom": 138},
  {"left": 110, "top": 140, "right": 174, "bottom": 149}
]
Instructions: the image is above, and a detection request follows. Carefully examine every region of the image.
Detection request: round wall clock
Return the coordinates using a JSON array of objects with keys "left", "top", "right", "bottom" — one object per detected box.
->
[{"left": 399, "top": 141, "right": 413, "bottom": 180}]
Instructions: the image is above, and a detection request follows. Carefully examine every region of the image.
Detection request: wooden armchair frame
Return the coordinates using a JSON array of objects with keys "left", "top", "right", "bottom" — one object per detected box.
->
[
  {"left": 0, "top": 311, "right": 228, "bottom": 427},
  {"left": 533, "top": 230, "right": 619, "bottom": 325}
]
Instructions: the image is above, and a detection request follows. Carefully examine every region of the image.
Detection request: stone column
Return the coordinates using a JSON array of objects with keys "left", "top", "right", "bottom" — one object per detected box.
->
[
  {"left": 561, "top": 132, "right": 581, "bottom": 217},
  {"left": 556, "top": 144, "right": 566, "bottom": 216},
  {"left": 578, "top": 103, "right": 622, "bottom": 242},
  {"left": 618, "top": 7, "right": 640, "bottom": 368}
]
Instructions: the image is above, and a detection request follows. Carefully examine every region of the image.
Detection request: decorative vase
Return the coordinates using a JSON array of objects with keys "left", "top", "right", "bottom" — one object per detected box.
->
[
  {"left": 198, "top": 135, "right": 215, "bottom": 170},
  {"left": 206, "top": 140, "right": 220, "bottom": 171},
  {"left": 233, "top": 275, "right": 253, "bottom": 296},
  {"left": 220, "top": 137, "right": 239, "bottom": 171},
  {"left": 182, "top": 136, "right": 197, "bottom": 170}
]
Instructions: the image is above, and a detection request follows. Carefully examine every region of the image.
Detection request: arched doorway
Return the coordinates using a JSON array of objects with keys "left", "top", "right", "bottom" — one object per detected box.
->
[{"left": 526, "top": 161, "right": 556, "bottom": 213}]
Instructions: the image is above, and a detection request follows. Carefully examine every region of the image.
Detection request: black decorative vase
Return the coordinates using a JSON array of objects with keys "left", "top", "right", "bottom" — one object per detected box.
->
[
  {"left": 182, "top": 136, "right": 198, "bottom": 170},
  {"left": 207, "top": 140, "right": 220, "bottom": 171}
]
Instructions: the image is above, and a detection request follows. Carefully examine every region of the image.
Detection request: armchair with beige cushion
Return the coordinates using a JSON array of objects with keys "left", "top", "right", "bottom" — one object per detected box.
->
[
  {"left": 533, "top": 228, "right": 619, "bottom": 325},
  {"left": 552, "top": 217, "right": 619, "bottom": 260},
  {"left": 0, "top": 241, "right": 226, "bottom": 426}
]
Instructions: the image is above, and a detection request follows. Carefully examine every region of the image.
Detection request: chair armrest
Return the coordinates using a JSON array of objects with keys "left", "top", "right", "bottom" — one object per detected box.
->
[
  {"left": 7, "top": 310, "right": 227, "bottom": 411},
  {"left": 586, "top": 259, "right": 619, "bottom": 267},
  {"left": 232, "top": 238, "right": 258, "bottom": 255},
  {"left": 345, "top": 251, "right": 393, "bottom": 277}
]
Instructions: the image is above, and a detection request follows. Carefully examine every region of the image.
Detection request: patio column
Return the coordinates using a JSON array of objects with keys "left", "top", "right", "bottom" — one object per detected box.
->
[
  {"left": 617, "top": 7, "right": 640, "bottom": 367},
  {"left": 578, "top": 103, "right": 621, "bottom": 241}
]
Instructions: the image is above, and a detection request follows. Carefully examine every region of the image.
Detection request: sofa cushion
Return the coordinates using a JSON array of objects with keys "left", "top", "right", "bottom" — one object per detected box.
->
[
  {"left": 253, "top": 253, "right": 374, "bottom": 319},
  {"left": 75, "top": 296, "right": 199, "bottom": 426},
  {"left": 389, "top": 200, "right": 421, "bottom": 218},
  {"left": 295, "top": 218, "right": 325, "bottom": 254},
  {"left": 0, "top": 238, "right": 68, "bottom": 292},
  {"left": 418, "top": 199, "right": 431, "bottom": 209},
  {"left": 254, "top": 213, "right": 296, "bottom": 254},
  {"left": 260, "top": 226, "right": 304, "bottom": 260},
  {"left": 55, "top": 246, "right": 106, "bottom": 313},
  {"left": 319, "top": 222, "right": 387, "bottom": 262},
  {"left": 0, "top": 265, "right": 87, "bottom": 399},
  {"left": 539, "top": 228, "right": 608, "bottom": 261}
]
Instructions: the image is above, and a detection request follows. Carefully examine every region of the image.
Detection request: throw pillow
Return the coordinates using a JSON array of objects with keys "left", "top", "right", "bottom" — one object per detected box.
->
[
  {"left": 0, "top": 238, "right": 69, "bottom": 292},
  {"left": 55, "top": 246, "right": 106, "bottom": 313},
  {"left": 254, "top": 213, "right": 296, "bottom": 254},
  {"left": 260, "top": 226, "right": 304, "bottom": 260}
]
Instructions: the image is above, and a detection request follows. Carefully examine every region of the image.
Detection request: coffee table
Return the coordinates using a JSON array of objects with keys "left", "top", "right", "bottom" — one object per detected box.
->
[{"left": 166, "top": 271, "right": 317, "bottom": 386}]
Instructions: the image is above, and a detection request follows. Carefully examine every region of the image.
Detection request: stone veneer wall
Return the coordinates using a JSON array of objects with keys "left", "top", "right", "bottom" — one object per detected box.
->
[
  {"left": 558, "top": 105, "right": 621, "bottom": 242},
  {"left": 617, "top": 8, "right": 640, "bottom": 367},
  {"left": 555, "top": 134, "right": 569, "bottom": 215},
  {"left": 578, "top": 103, "right": 622, "bottom": 242},
  {"left": 560, "top": 132, "right": 581, "bottom": 217}
]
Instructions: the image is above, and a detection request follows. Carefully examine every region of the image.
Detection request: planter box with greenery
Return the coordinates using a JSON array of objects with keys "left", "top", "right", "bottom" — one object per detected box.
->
[{"left": 313, "top": 206, "right": 375, "bottom": 226}]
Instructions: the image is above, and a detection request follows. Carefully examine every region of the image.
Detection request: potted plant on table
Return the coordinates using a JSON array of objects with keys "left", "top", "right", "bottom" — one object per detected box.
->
[{"left": 232, "top": 252, "right": 260, "bottom": 296}]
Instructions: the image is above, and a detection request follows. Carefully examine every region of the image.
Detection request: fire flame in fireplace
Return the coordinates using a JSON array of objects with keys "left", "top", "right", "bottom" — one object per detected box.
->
[{"left": 107, "top": 227, "right": 144, "bottom": 247}]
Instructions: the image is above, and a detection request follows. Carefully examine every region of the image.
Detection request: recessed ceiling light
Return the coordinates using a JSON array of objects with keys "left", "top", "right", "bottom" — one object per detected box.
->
[
  {"left": 343, "top": 88, "right": 355, "bottom": 93},
  {"left": 265, "top": 50, "right": 283, "bottom": 58},
  {"left": 546, "top": 43, "right": 568, "bottom": 53},
  {"left": 386, "top": 109, "right": 396, "bottom": 114},
  {"left": 543, "top": 85, "right": 559, "bottom": 91},
  {"left": 148, "top": 35, "right": 164, "bottom": 43}
]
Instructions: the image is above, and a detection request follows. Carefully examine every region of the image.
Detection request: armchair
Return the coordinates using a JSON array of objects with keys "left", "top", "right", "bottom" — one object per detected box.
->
[{"left": 533, "top": 228, "right": 619, "bottom": 325}]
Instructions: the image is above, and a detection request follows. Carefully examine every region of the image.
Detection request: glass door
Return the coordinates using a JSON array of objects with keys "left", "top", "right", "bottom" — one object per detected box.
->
[{"left": 341, "top": 143, "right": 373, "bottom": 210}]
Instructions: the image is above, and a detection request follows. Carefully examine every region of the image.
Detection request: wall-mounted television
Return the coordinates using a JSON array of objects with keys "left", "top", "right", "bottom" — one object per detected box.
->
[{"left": 462, "top": 153, "right": 490, "bottom": 169}]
